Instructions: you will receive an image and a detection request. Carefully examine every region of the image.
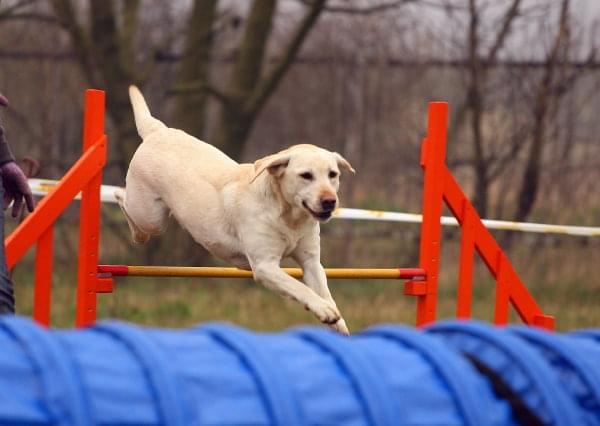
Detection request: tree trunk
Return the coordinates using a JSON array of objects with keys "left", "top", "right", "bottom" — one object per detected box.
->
[
  {"left": 214, "top": 107, "right": 253, "bottom": 160},
  {"left": 464, "top": 0, "right": 522, "bottom": 218},
  {"left": 52, "top": 0, "right": 142, "bottom": 179},
  {"left": 467, "top": 0, "right": 488, "bottom": 217},
  {"left": 469, "top": 83, "right": 488, "bottom": 217},
  {"left": 213, "top": 0, "right": 277, "bottom": 158},
  {"left": 513, "top": 0, "right": 569, "bottom": 223},
  {"left": 173, "top": 0, "right": 217, "bottom": 139},
  {"left": 213, "top": 0, "right": 326, "bottom": 160},
  {"left": 513, "top": 83, "right": 551, "bottom": 223}
]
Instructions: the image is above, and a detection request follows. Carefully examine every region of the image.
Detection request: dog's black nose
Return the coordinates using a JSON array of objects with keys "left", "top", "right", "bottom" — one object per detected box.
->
[{"left": 321, "top": 198, "right": 337, "bottom": 212}]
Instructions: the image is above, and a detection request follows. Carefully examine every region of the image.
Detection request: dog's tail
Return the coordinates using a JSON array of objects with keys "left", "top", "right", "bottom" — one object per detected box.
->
[{"left": 129, "top": 85, "right": 166, "bottom": 139}]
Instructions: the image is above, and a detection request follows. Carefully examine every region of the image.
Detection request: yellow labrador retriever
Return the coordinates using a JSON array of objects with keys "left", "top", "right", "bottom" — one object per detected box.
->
[{"left": 116, "top": 86, "right": 354, "bottom": 334}]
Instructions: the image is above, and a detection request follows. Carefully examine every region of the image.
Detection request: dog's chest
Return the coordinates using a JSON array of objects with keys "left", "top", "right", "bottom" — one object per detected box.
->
[
  {"left": 280, "top": 231, "right": 302, "bottom": 257},
  {"left": 274, "top": 221, "right": 317, "bottom": 258}
]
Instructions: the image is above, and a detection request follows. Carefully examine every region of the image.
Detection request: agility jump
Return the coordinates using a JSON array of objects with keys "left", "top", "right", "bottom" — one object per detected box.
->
[{"left": 4, "top": 90, "right": 554, "bottom": 330}]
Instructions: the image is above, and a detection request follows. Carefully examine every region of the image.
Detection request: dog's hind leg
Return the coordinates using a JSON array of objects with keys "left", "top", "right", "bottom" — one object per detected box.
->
[
  {"left": 115, "top": 188, "right": 149, "bottom": 243},
  {"left": 115, "top": 186, "right": 169, "bottom": 244},
  {"left": 169, "top": 179, "right": 243, "bottom": 262}
]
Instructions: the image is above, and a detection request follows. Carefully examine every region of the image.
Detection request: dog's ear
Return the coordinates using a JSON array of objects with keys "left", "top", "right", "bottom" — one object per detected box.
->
[
  {"left": 251, "top": 153, "right": 291, "bottom": 183},
  {"left": 334, "top": 152, "right": 356, "bottom": 174}
]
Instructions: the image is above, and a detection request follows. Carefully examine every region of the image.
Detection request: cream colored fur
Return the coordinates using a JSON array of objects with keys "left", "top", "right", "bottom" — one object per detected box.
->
[{"left": 117, "top": 86, "right": 355, "bottom": 334}]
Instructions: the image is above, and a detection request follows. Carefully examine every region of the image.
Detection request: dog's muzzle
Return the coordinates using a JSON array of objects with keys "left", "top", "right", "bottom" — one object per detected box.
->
[{"left": 302, "top": 201, "right": 333, "bottom": 221}]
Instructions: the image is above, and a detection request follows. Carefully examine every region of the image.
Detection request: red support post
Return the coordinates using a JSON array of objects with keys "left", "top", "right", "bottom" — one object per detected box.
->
[
  {"left": 414, "top": 102, "right": 448, "bottom": 326},
  {"left": 5, "top": 140, "right": 107, "bottom": 270},
  {"left": 5, "top": 89, "right": 107, "bottom": 328},
  {"left": 415, "top": 101, "right": 553, "bottom": 330},
  {"left": 456, "top": 201, "right": 475, "bottom": 319},
  {"left": 494, "top": 254, "right": 510, "bottom": 325},
  {"left": 76, "top": 90, "right": 106, "bottom": 328},
  {"left": 33, "top": 226, "right": 53, "bottom": 326},
  {"left": 439, "top": 136, "right": 553, "bottom": 329}
]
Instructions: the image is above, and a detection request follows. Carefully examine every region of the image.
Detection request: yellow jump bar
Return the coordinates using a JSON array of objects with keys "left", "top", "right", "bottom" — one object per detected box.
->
[{"left": 98, "top": 265, "right": 426, "bottom": 280}]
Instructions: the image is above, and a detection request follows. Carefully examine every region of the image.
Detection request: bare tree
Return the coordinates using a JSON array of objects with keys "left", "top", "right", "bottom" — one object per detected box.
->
[
  {"left": 513, "top": 0, "right": 573, "bottom": 223},
  {"left": 464, "top": 0, "right": 523, "bottom": 218},
  {"left": 175, "top": 0, "right": 327, "bottom": 159},
  {"left": 50, "top": 0, "right": 160, "bottom": 176},
  {"left": 172, "top": 0, "right": 218, "bottom": 139}
]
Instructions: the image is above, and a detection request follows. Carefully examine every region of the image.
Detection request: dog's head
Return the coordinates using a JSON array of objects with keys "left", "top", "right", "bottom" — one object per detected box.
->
[{"left": 252, "top": 144, "right": 355, "bottom": 222}]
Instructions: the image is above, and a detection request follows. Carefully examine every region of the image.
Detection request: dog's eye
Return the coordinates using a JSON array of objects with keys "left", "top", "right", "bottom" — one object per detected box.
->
[
  {"left": 329, "top": 171, "right": 338, "bottom": 179},
  {"left": 299, "top": 172, "right": 314, "bottom": 180}
]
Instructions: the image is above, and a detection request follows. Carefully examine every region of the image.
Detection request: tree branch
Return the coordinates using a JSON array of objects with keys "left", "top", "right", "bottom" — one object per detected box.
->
[
  {"left": 299, "top": 0, "right": 416, "bottom": 15},
  {"left": 514, "top": 0, "right": 570, "bottom": 222},
  {"left": 246, "top": 0, "right": 326, "bottom": 115},
  {"left": 488, "top": 127, "right": 528, "bottom": 180},
  {"left": 50, "top": 0, "right": 99, "bottom": 87},
  {"left": 229, "top": 0, "right": 277, "bottom": 99},
  {"left": 486, "top": 0, "right": 522, "bottom": 64},
  {"left": 172, "top": 0, "right": 218, "bottom": 136},
  {"left": 0, "top": 12, "right": 58, "bottom": 24},
  {"left": 118, "top": 0, "right": 140, "bottom": 82},
  {"left": 554, "top": 47, "right": 596, "bottom": 96},
  {"left": 169, "top": 81, "right": 233, "bottom": 107},
  {"left": 139, "top": 11, "right": 183, "bottom": 87},
  {"left": 89, "top": 0, "right": 125, "bottom": 86},
  {"left": 0, "top": 0, "right": 36, "bottom": 20}
]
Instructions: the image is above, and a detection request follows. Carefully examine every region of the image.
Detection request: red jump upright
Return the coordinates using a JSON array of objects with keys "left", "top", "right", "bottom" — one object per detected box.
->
[
  {"left": 404, "top": 102, "right": 554, "bottom": 330},
  {"left": 4, "top": 90, "right": 109, "bottom": 327}
]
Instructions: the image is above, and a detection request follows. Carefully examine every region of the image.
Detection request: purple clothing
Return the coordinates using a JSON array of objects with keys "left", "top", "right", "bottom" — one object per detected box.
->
[
  {"left": 0, "top": 125, "right": 15, "bottom": 165},
  {"left": 0, "top": 94, "right": 15, "bottom": 313}
]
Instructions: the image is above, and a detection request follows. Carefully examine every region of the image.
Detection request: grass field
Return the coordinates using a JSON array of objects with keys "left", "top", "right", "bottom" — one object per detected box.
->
[{"left": 11, "top": 221, "right": 600, "bottom": 332}]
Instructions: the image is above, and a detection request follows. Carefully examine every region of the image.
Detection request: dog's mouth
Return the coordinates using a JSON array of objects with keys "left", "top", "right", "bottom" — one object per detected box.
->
[{"left": 302, "top": 201, "right": 332, "bottom": 221}]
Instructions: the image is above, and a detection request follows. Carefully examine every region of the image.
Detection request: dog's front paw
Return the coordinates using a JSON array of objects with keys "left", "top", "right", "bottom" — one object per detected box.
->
[
  {"left": 308, "top": 298, "right": 341, "bottom": 325},
  {"left": 330, "top": 318, "right": 350, "bottom": 336}
]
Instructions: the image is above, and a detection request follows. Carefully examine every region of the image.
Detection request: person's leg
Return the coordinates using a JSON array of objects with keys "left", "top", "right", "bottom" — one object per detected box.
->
[{"left": 0, "top": 181, "right": 15, "bottom": 314}]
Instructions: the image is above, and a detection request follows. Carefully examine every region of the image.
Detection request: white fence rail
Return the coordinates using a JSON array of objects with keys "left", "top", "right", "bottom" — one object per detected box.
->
[{"left": 28, "top": 178, "right": 600, "bottom": 237}]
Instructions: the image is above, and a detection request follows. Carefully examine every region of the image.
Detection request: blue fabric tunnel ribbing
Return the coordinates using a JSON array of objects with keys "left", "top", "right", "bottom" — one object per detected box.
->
[{"left": 0, "top": 316, "right": 599, "bottom": 425}]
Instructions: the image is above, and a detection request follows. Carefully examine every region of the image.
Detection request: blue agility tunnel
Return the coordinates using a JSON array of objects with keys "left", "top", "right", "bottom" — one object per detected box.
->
[
  {"left": 0, "top": 316, "right": 598, "bottom": 425},
  {"left": 427, "top": 321, "right": 600, "bottom": 426}
]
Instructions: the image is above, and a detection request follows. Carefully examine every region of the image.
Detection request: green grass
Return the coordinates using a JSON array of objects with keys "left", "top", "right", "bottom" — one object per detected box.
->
[
  {"left": 12, "top": 244, "right": 599, "bottom": 332},
  {"left": 9, "top": 214, "right": 600, "bottom": 332}
]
